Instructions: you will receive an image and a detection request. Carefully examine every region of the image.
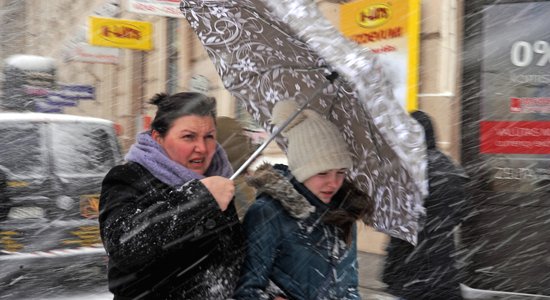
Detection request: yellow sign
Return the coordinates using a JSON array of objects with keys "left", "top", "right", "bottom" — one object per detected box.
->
[
  {"left": 356, "top": 3, "right": 391, "bottom": 28},
  {"left": 1, "top": 231, "right": 23, "bottom": 252},
  {"left": 340, "top": 0, "right": 420, "bottom": 112},
  {"left": 88, "top": 16, "right": 153, "bottom": 50}
]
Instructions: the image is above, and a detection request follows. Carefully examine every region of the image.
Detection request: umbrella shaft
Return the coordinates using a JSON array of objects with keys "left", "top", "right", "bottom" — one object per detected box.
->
[{"left": 230, "top": 99, "right": 311, "bottom": 180}]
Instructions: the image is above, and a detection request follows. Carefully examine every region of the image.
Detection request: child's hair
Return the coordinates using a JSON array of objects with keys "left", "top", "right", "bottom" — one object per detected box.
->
[
  {"left": 149, "top": 92, "right": 216, "bottom": 136},
  {"left": 323, "top": 180, "right": 374, "bottom": 245}
]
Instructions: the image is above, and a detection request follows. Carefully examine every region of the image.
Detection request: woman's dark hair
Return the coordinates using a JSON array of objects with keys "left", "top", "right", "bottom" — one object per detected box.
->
[
  {"left": 323, "top": 180, "right": 374, "bottom": 245},
  {"left": 149, "top": 92, "right": 217, "bottom": 137}
]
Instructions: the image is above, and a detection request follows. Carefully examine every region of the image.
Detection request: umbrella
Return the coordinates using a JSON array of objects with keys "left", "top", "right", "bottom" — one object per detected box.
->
[{"left": 180, "top": 0, "right": 427, "bottom": 245}]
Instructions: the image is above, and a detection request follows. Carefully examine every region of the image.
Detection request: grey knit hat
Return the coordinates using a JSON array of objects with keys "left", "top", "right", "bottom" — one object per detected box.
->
[{"left": 271, "top": 100, "right": 353, "bottom": 182}]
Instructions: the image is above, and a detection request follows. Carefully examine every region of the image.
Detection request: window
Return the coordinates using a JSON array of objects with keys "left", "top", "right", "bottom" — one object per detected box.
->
[
  {"left": 51, "top": 123, "right": 116, "bottom": 175},
  {"left": 0, "top": 123, "right": 47, "bottom": 177}
]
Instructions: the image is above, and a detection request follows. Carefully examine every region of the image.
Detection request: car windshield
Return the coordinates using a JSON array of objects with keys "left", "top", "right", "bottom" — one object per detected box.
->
[
  {"left": 0, "top": 122, "right": 47, "bottom": 177},
  {"left": 51, "top": 123, "right": 116, "bottom": 175}
]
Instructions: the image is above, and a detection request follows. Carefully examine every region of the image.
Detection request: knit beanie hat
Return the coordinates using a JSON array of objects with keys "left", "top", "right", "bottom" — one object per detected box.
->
[{"left": 271, "top": 100, "right": 353, "bottom": 182}]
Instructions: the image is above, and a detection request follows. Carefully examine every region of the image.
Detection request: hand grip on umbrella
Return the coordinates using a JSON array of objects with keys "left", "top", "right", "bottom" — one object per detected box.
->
[{"left": 229, "top": 73, "right": 337, "bottom": 180}]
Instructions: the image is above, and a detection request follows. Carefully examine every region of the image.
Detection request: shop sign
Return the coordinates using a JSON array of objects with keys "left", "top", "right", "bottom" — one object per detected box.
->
[
  {"left": 64, "top": 42, "right": 120, "bottom": 64},
  {"left": 510, "top": 97, "right": 550, "bottom": 113},
  {"left": 35, "top": 100, "right": 63, "bottom": 113},
  {"left": 47, "top": 93, "right": 79, "bottom": 107},
  {"left": 62, "top": 0, "right": 120, "bottom": 63},
  {"left": 57, "top": 84, "right": 96, "bottom": 100},
  {"left": 480, "top": 1, "right": 550, "bottom": 193},
  {"left": 88, "top": 16, "right": 153, "bottom": 50},
  {"left": 127, "top": 0, "right": 183, "bottom": 18},
  {"left": 480, "top": 121, "right": 550, "bottom": 154},
  {"left": 340, "top": 0, "right": 420, "bottom": 111}
]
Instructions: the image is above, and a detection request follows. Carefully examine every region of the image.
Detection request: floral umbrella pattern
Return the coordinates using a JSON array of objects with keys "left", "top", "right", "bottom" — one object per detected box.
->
[{"left": 180, "top": 0, "right": 427, "bottom": 245}]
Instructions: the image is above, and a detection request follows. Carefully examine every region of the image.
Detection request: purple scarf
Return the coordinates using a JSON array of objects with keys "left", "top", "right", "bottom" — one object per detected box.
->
[{"left": 125, "top": 131, "right": 234, "bottom": 186}]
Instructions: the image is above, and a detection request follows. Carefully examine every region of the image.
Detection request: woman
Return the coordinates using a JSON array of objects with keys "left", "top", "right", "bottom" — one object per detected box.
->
[
  {"left": 233, "top": 100, "right": 372, "bottom": 300},
  {"left": 99, "top": 92, "right": 244, "bottom": 300}
]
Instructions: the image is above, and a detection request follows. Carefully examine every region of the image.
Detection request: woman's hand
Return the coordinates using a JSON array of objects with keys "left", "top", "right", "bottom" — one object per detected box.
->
[{"left": 199, "top": 176, "right": 235, "bottom": 211}]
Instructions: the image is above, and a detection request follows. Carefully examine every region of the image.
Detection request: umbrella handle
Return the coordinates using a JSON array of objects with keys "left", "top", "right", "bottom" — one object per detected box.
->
[{"left": 228, "top": 73, "right": 338, "bottom": 180}]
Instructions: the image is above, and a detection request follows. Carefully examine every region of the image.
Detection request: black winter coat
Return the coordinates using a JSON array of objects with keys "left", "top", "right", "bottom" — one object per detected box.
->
[
  {"left": 99, "top": 162, "right": 245, "bottom": 300},
  {"left": 382, "top": 148, "right": 469, "bottom": 300}
]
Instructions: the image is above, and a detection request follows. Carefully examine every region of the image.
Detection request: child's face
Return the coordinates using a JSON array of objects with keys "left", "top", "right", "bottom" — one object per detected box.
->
[{"left": 303, "top": 168, "right": 346, "bottom": 203}]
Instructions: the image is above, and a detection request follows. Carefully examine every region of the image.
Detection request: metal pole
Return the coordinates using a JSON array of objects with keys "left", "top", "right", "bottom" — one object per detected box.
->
[{"left": 166, "top": 18, "right": 178, "bottom": 94}]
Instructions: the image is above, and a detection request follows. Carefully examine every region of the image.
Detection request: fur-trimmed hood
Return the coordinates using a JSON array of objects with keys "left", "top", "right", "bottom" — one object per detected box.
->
[
  {"left": 246, "top": 163, "right": 373, "bottom": 227},
  {"left": 246, "top": 163, "right": 315, "bottom": 219}
]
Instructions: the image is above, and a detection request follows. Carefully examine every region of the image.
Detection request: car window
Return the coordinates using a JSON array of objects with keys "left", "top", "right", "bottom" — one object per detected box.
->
[
  {"left": 51, "top": 123, "right": 116, "bottom": 175},
  {"left": 0, "top": 122, "right": 47, "bottom": 177}
]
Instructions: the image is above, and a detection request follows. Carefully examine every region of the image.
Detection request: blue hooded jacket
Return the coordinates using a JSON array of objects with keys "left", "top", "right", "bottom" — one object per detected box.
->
[{"left": 233, "top": 164, "right": 360, "bottom": 300}]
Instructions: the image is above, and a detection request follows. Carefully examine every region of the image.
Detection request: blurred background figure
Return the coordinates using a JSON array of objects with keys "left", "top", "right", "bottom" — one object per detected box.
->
[
  {"left": 216, "top": 116, "right": 257, "bottom": 219},
  {"left": 382, "top": 110, "right": 470, "bottom": 300},
  {"left": 0, "top": 168, "right": 9, "bottom": 221}
]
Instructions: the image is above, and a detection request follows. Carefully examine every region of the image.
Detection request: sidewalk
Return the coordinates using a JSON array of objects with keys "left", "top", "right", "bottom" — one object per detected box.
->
[{"left": 357, "top": 251, "right": 397, "bottom": 300}]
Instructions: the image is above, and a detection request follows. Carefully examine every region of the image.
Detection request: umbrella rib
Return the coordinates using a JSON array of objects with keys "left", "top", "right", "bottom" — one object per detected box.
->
[{"left": 256, "top": 66, "right": 329, "bottom": 76}]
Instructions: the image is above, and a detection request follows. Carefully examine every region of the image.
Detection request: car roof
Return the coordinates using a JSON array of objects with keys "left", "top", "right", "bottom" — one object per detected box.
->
[{"left": 0, "top": 112, "right": 113, "bottom": 125}]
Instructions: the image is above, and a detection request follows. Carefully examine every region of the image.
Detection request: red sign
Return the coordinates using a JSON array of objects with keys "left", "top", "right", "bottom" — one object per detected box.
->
[
  {"left": 480, "top": 121, "right": 550, "bottom": 154},
  {"left": 510, "top": 97, "right": 550, "bottom": 113}
]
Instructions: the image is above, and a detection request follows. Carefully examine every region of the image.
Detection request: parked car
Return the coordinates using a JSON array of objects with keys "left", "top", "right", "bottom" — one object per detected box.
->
[{"left": 0, "top": 112, "right": 123, "bottom": 298}]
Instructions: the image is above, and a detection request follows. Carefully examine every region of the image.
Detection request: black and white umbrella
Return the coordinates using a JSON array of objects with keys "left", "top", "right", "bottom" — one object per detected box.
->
[{"left": 180, "top": 0, "right": 427, "bottom": 244}]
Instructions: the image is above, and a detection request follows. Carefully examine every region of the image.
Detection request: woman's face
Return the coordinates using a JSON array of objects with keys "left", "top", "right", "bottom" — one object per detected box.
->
[
  {"left": 153, "top": 115, "right": 217, "bottom": 175},
  {"left": 303, "top": 168, "right": 346, "bottom": 203}
]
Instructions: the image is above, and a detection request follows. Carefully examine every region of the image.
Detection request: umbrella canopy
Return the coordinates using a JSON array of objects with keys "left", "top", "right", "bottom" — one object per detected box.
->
[{"left": 180, "top": 0, "right": 427, "bottom": 245}]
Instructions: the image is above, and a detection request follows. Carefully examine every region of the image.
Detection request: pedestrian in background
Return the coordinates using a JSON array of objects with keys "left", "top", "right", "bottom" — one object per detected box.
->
[
  {"left": 0, "top": 168, "right": 10, "bottom": 221},
  {"left": 99, "top": 92, "right": 245, "bottom": 299},
  {"left": 382, "top": 110, "right": 470, "bottom": 300},
  {"left": 216, "top": 116, "right": 257, "bottom": 219},
  {"left": 233, "top": 100, "right": 373, "bottom": 300}
]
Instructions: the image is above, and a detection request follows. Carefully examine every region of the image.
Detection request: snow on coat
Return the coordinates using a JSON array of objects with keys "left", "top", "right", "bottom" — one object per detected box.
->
[
  {"left": 233, "top": 163, "right": 361, "bottom": 300},
  {"left": 382, "top": 111, "right": 470, "bottom": 300},
  {"left": 99, "top": 162, "right": 245, "bottom": 299}
]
